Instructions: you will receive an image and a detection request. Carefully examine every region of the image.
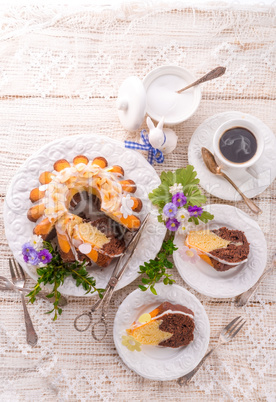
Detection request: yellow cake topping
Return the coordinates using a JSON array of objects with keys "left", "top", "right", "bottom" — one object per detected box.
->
[
  {"left": 186, "top": 230, "right": 231, "bottom": 253},
  {"left": 138, "top": 313, "right": 151, "bottom": 324}
]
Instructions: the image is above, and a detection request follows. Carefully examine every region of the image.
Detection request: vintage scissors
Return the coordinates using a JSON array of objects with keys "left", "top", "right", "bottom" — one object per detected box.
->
[{"left": 74, "top": 213, "right": 150, "bottom": 341}]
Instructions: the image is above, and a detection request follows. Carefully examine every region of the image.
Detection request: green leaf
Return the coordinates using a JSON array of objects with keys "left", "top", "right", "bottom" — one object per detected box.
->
[
  {"left": 148, "top": 183, "right": 171, "bottom": 208},
  {"left": 198, "top": 211, "right": 214, "bottom": 223},
  {"left": 45, "top": 309, "right": 54, "bottom": 314},
  {"left": 150, "top": 285, "right": 157, "bottom": 295},
  {"left": 138, "top": 285, "right": 147, "bottom": 291},
  {"left": 157, "top": 214, "right": 164, "bottom": 223}
]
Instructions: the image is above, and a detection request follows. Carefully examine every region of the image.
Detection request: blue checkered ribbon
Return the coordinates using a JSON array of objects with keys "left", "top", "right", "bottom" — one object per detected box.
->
[{"left": 124, "top": 130, "right": 164, "bottom": 165}]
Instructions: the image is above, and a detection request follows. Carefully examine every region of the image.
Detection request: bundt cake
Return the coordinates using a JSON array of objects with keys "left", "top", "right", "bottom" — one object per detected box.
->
[
  {"left": 27, "top": 155, "right": 143, "bottom": 267},
  {"left": 126, "top": 302, "right": 195, "bottom": 348},
  {"left": 185, "top": 227, "right": 250, "bottom": 271}
]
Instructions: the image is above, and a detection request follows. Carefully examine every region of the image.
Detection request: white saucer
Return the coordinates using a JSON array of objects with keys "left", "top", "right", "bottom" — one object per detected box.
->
[
  {"left": 173, "top": 204, "right": 267, "bottom": 298},
  {"left": 113, "top": 283, "right": 210, "bottom": 381},
  {"left": 188, "top": 111, "right": 276, "bottom": 201}
]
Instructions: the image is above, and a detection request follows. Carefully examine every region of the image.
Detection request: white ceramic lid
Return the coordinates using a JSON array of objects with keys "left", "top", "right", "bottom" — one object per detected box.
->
[{"left": 117, "top": 76, "right": 146, "bottom": 131}]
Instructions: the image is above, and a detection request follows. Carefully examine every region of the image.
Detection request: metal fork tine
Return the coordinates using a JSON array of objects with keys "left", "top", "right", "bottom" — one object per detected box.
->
[
  {"left": 13, "top": 258, "right": 21, "bottom": 279},
  {"left": 226, "top": 317, "right": 244, "bottom": 337},
  {"left": 229, "top": 320, "right": 246, "bottom": 339},
  {"left": 16, "top": 261, "right": 25, "bottom": 280},
  {"left": 221, "top": 316, "right": 241, "bottom": 335},
  {"left": 9, "top": 258, "right": 17, "bottom": 281},
  {"left": 12, "top": 258, "right": 23, "bottom": 280}
]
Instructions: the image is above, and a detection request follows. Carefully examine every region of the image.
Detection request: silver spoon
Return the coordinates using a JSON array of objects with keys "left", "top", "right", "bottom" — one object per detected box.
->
[
  {"left": 201, "top": 147, "right": 262, "bottom": 215},
  {"left": 177, "top": 66, "right": 226, "bottom": 94}
]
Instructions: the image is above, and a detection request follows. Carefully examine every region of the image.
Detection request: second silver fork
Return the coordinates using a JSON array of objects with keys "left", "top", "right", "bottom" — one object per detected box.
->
[
  {"left": 178, "top": 316, "right": 246, "bottom": 386},
  {"left": 9, "top": 258, "right": 38, "bottom": 347}
]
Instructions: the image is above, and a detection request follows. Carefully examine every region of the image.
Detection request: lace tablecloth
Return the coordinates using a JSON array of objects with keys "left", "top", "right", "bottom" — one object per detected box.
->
[{"left": 0, "top": 3, "right": 275, "bottom": 401}]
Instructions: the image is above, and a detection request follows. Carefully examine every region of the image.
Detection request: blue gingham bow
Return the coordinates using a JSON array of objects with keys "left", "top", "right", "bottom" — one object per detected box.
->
[{"left": 124, "top": 130, "right": 164, "bottom": 166}]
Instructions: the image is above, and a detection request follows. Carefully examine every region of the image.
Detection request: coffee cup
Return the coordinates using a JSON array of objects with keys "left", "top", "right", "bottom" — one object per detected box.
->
[{"left": 213, "top": 119, "right": 265, "bottom": 179}]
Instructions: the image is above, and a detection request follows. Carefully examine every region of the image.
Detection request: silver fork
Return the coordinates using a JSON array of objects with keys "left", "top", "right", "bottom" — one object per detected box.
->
[
  {"left": 9, "top": 258, "right": 38, "bottom": 347},
  {"left": 0, "top": 275, "right": 68, "bottom": 306},
  {"left": 235, "top": 254, "right": 276, "bottom": 307},
  {"left": 178, "top": 316, "right": 246, "bottom": 386}
]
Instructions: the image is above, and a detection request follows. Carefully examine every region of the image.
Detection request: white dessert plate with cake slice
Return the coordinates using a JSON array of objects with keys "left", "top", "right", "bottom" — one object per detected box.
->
[
  {"left": 113, "top": 283, "right": 210, "bottom": 381},
  {"left": 173, "top": 204, "right": 267, "bottom": 298},
  {"left": 4, "top": 134, "right": 166, "bottom": 296}
]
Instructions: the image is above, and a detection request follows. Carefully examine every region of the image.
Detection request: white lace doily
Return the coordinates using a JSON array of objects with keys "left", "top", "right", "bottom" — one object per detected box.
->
[{"left": 0, "top": 3, "right": 275, "bottom": 401}]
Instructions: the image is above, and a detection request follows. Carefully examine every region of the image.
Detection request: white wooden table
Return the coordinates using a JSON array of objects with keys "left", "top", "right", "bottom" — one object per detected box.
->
[{"left": 0, "top": 3, "right": 275, "bottom": 401}]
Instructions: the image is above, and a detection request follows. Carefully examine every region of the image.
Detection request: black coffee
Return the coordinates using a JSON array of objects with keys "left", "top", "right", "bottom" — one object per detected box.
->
[{"left": 219, "top": 127, "right": 257, "bottom": 164}]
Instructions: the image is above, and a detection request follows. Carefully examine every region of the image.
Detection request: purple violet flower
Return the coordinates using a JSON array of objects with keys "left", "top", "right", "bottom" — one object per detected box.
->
[
  {"left": 38, "top": 249, "right": 52, "bottom": 264},
  {"left": 27, "top": 249, "right": 40, "bottom": 266},
  {"left": 188, "top": 205, "right": 203, "bottom": 218},
  {"left": 22, "top": 242, "right": 35, "bottom": 257},
  {"left": 172, "top": 192, "right": 187, "bottom": 207},
  {"left": 166, "top": 218, "right": 180, "bottom": 232},
  {"left": 23, "top": 254, "right": 29, "bottom": 263},
  {"left": 163, "top": 202, "right": 177, "bottom": 218}
]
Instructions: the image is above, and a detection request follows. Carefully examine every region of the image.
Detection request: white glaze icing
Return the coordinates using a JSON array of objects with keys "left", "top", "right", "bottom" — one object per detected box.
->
[
  {"left": 35, "top": 160, "right": 138, "bottom": 262},
  {"left": 41, "top": 162, "right": 127, "bottom": 227},
  {"left": 129, "top": 309, "right": 194, "bottom": 331}
]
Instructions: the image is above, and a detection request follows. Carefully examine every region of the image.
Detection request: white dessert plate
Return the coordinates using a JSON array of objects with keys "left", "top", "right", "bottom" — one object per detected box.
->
[
  {"left": 4, "top": 134, "right": 166, "bottom": 296},
  {"left": 188, "top": 111, "right": 276, "bottom": 201},
  {"left": 113, "top": 283, "right": 210, "bottom": 381},
  {"left": 173, "top": 204, "right": 267, "bottom": 298}
]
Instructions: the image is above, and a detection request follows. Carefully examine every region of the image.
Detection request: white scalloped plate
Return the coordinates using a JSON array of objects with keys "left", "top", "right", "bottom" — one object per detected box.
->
[
  {"left": 4, "top": 134, "right": 166, "bottom": 296},
  {"left": 173, "top": 204, "right": 267, "bottom": 298},
  {"left": 113, "top": 283, "right": 210, "bottom": 381},
  {"left": 188, "top": 111, "right": 276, "bottom": 201}
]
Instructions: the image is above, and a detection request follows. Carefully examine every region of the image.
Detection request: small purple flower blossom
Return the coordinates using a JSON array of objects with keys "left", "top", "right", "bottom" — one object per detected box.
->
[
  {"left": 22, "top": 242, "right": 35, "bottom": 256},
  {"left": 38, "top": 249, "right": 52, "bottom": 264},
  {"left": 188, "top": 205, "right": 203, "bottom": 218},
  {"left": 27, "top": 249, "right": 40, "bottom": 266},
  {"left": 22, "top": 242, "right": 38, "bottom": 264},
  {"left": 172, "top": 192, "right": 187, "bottom": 207},
  {"left": 166, "top": 218, "right": 180, "bottom": 232},
  {"left": 163, "top": 202, "right": 177, "bottom": 218}
]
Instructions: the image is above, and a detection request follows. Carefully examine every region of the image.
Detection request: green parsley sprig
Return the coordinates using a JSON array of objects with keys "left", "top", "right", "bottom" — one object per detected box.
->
[
  {"left": 27, "top": 241, "right": 105, "bottom": 321},
  {"left": 138, "top": 238, "right": 177, "bottom": 295}
]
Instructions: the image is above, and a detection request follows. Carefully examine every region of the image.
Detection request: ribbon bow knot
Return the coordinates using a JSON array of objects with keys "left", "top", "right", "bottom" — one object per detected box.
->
[{"left": 124, "top": 130, "right": 164, "bottom": 165}]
